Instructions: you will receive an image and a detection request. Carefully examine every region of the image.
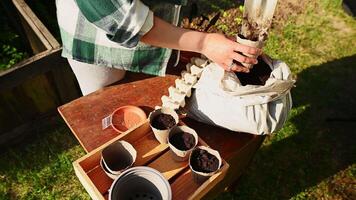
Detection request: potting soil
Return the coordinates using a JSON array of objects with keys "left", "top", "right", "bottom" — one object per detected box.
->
[
  {"left": 151, "top": 114, "right": 176, "bottom": 130},
  {"left": 235, "top": 56, "right": 272, "bottom": 86},
  {"left": 170, "top": 131, "right": 195, "bottom": 151},
  {"left": 191, "top": 149, "right": 219, "bottom": 173}
]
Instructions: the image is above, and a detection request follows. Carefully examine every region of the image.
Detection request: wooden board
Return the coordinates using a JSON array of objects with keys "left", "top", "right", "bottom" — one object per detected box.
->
[
  {"left": 12, "top": 0, "right": 60, "bottom": 51},
  {"left": 73, "top": 121, "right": 229, "bottom": 200}
]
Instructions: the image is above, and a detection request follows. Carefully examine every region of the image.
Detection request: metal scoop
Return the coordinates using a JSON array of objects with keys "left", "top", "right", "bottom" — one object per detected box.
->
[{"left": 240, "top": 0, "right": 278, "bottom": 41}]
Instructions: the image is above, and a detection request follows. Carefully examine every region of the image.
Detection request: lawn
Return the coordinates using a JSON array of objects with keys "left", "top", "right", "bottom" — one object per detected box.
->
[{"left": 1, "top": 0, "right": 355, "bottom": 199}]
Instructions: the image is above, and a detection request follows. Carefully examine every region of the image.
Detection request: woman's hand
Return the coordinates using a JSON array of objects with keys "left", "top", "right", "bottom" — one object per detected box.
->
[
  {"left": 141, "top": 17, "right": 261, "bottom": 72},
  {"left": 201, "top": 33, "right": 262, "bottom": 72}
]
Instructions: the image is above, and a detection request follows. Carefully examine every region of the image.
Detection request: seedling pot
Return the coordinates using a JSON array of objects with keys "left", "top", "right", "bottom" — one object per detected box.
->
[
  {"left": 101, "top": 140, "right": 137, "bottom": 178},
  {"left": 109, "top": 166, "right": 172, "bottom": 200},
  {"left": 189, "top": 146, "right": 222, "bottom": 183},
  {"left": 148, "top": 108, "right": 179, "bottom": 144},
  {"left": 236, "top": 34, "right": 264, "bottom": 69},
  {"left": 168, "top": 126, "right": 198, "bottom": 161},
  {"left": 100, "top": 158, "right": 119, "bottom": 180}
]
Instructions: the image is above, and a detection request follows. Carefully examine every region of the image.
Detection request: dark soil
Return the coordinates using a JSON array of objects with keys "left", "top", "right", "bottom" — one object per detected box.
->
[
  {"left": 169, "top": 132, "right": 196, "bottom": 151},
  {"left": 190, "top": 149, "right": 219, "bottom": 173},
  {"left": 235, "top": 56, "right": 272, "bottom": 86},
  {"left": 151, "top": 114, "right": 176, "bottom": 130}
]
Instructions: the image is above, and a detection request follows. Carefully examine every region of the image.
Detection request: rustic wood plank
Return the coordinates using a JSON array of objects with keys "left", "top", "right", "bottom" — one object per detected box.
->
[
  {"left": 86, "top": 166, "right": 113, "bottom": 195},
  {"left": 0, "top": 49, "right": 78, "bottom": 95},
  {"left": 131, "top": 131, "right": 169, "bottom": 166},
  {"left": 73, "top": 162, "right": 105, "bottom": 200},
  {"left": 148, "top": 150, "right": 188, "bottom": 180},
  {"left": 12, "top": 0, "right": 60, "bottom": 50},
  {"left": 58, "top": 75, "right": 175, "bottom": 153},
  {"left": 47, "top": 62, "right": 81, "bottom": 103}
]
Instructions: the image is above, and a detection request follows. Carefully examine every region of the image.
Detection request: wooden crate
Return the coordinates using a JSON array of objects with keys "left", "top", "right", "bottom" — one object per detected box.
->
[
  {"left": 73, "top": 120, "right": 229, "bottom": 200},
  {"left": 0, "top": 0, "right": 81, "bottom": 146}
]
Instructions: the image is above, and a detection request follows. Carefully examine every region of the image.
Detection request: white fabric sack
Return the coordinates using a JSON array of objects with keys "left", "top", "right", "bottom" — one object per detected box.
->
[{"left": 186, "top": 55, "right": 295, "bottom": 135}]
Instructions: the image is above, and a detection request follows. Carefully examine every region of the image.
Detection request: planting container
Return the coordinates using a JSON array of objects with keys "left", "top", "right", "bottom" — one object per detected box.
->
[
  {"left": 189, "top": 146, "right": 222, "bottom": 183},
  {"left": 168, "top": 126, "right": 198, "bottom": 161},
  {"left": 101, "top": 140, "right": 137, "bottom": 178},
  {"left": 148, "top": 108, "right": 179, "bottom": 144},
  {"left": 109, "top": 166, "right": 171, "bottom": 200}
]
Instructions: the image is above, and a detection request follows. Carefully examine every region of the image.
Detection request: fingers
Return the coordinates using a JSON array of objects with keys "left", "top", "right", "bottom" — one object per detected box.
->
[
  {"left": 231, "top": 52, "right": 258, "bottom": 65},
  {"left": 232, "top": 64, "right": 250, "bottom": 73},
  {"left": 234, "top": 43, "right": 262, "bottom": 56},
  {"left": 221, "top": 61, "right": 250, "bottom": 73}
]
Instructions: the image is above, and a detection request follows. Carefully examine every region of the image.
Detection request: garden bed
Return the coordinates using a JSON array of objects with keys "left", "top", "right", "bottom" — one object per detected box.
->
[{"left": 0, "top": 0, "right": 80, "bottom": 147}]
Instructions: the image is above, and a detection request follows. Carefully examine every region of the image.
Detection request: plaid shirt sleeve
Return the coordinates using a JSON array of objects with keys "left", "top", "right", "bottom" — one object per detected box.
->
[{"left": 75, "top": 0, "right": 153, "bottom": 48}]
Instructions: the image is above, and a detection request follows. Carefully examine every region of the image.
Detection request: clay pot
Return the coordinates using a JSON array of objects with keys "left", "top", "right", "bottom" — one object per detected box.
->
[
  {"left": 168, "top": 126, "right": 198, "bottom": 161},
  {"left": 102, "top": 106, "right": 147, "bottom": 134}
]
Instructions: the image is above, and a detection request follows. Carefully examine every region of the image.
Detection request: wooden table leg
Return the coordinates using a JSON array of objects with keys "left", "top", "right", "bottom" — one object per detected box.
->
[{"left": 203, "top": 136, "right": 266, "bottom": 199}]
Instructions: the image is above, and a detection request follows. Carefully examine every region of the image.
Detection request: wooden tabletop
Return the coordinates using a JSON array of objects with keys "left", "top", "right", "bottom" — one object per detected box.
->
[{"left": 58, "top": 55, "right": 264, "bottom": 198}]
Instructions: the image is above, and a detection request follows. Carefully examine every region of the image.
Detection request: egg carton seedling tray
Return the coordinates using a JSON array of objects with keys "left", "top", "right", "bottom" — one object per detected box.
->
[{"left": 73, "top": 120, "right": 229, "bottom": 200}]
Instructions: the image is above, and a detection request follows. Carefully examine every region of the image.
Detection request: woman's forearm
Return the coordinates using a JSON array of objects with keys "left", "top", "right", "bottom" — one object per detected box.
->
[
  {"left": 141, "top": 16, "right": 261, "bottom": 72},
  {"left": 141, "top": 17, "right": 207, "bottom": 53}
]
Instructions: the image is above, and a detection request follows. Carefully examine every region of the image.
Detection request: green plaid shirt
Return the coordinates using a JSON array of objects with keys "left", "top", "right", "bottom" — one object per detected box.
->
[{"left": 56, "top": 0, "right": 186, "bottom": 76}]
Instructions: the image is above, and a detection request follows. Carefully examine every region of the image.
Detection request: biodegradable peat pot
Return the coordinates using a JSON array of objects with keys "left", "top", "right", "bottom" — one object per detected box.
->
[
  {"left": 100, "top": 158, "right": 119, "bottom": 180},
  {"left": 109, "top": 166, "right": 172, "bottom": 200},
  {"left": 236, "top": 34, "right": 264, "bottom": 69},
  {"left": 168, "top": 126, "right": 198, "bottom": 161},
  {"left": 101, "top": 140, "right": 137, "bottom": 179},
  {"left": 148, "top": 108, "right": 179, "bottom": 144},
  {"left": 189, "top": 146, "right": 222, "bottom": 183}
]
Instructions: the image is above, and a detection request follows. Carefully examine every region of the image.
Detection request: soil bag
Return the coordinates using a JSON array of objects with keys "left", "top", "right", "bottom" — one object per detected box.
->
[{"left": 186, "top": 55, "right": 295, "bottom": 135}]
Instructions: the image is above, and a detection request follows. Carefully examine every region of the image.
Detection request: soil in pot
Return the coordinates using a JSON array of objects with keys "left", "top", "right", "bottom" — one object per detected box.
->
[
  {"left": 169, "top": 132, "right": 195, "bottom": 151},
  {"left": 151, "top": 113, "right": 176, "bottom": 130},
  {"left": 191, "top": 149, "right": 219, "bottom": 173},
  {"left": 235, "top": 56, "right": 272, "bottom": 86}
]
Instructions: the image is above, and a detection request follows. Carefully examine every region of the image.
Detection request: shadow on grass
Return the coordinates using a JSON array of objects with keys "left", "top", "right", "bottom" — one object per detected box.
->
[
  {"left": 0, "top": 117, "right": 86, "bottom": 199},
  {"left": 217, "top": 55, "right": 356, "bottom": 199}
]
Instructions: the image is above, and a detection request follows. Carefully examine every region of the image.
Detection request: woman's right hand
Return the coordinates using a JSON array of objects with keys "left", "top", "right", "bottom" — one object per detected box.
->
[{"left": 201, "top": 33, "right": 262, "bottom": 73}]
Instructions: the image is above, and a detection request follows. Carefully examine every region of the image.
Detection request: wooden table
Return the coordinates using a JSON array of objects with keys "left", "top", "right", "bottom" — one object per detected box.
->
[{"left": 58, "top": 57, "right": 265, "bottom": 199}]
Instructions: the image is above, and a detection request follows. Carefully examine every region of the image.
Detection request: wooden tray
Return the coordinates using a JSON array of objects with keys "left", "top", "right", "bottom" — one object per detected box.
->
[{"left": 73, "top": 120, "right": 229, "bottom": 200}]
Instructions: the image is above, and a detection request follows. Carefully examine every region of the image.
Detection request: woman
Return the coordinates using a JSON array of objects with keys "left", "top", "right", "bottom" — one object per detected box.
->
[{"left": 56, "top": 0, "right": 261, "bottom": 95}]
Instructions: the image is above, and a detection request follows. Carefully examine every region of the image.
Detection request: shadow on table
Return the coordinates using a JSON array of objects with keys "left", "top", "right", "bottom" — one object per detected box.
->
[{"left": 217, "top": 55, "right": 356, "bottom": 199}]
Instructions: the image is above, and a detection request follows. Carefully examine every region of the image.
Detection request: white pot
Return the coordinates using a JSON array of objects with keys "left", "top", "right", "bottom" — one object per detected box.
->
[
  {"left": 109, "top": 166, "right": 172, "bottom": 200},
  {"left": 168, "top": 126, "right": 198, "bottom": 161},
  {"left": 189, "top": 146, "right": 222, "bottom": 183},
  {"left": 148, "top": 108, "right": 179, "bottom": 144}
]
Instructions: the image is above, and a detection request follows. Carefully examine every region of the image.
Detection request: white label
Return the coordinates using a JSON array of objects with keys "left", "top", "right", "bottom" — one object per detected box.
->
[{"left": 102, "top": 115, "right": 112, "bottom": 130}]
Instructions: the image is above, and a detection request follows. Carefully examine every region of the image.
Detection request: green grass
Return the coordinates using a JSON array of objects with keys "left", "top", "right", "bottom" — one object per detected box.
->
[
  {"left": 0, "top": 0, "right": 355, "bottom": 199},
  {"left": 0, "top": 121, "right": 90, "bottom": 199}
]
